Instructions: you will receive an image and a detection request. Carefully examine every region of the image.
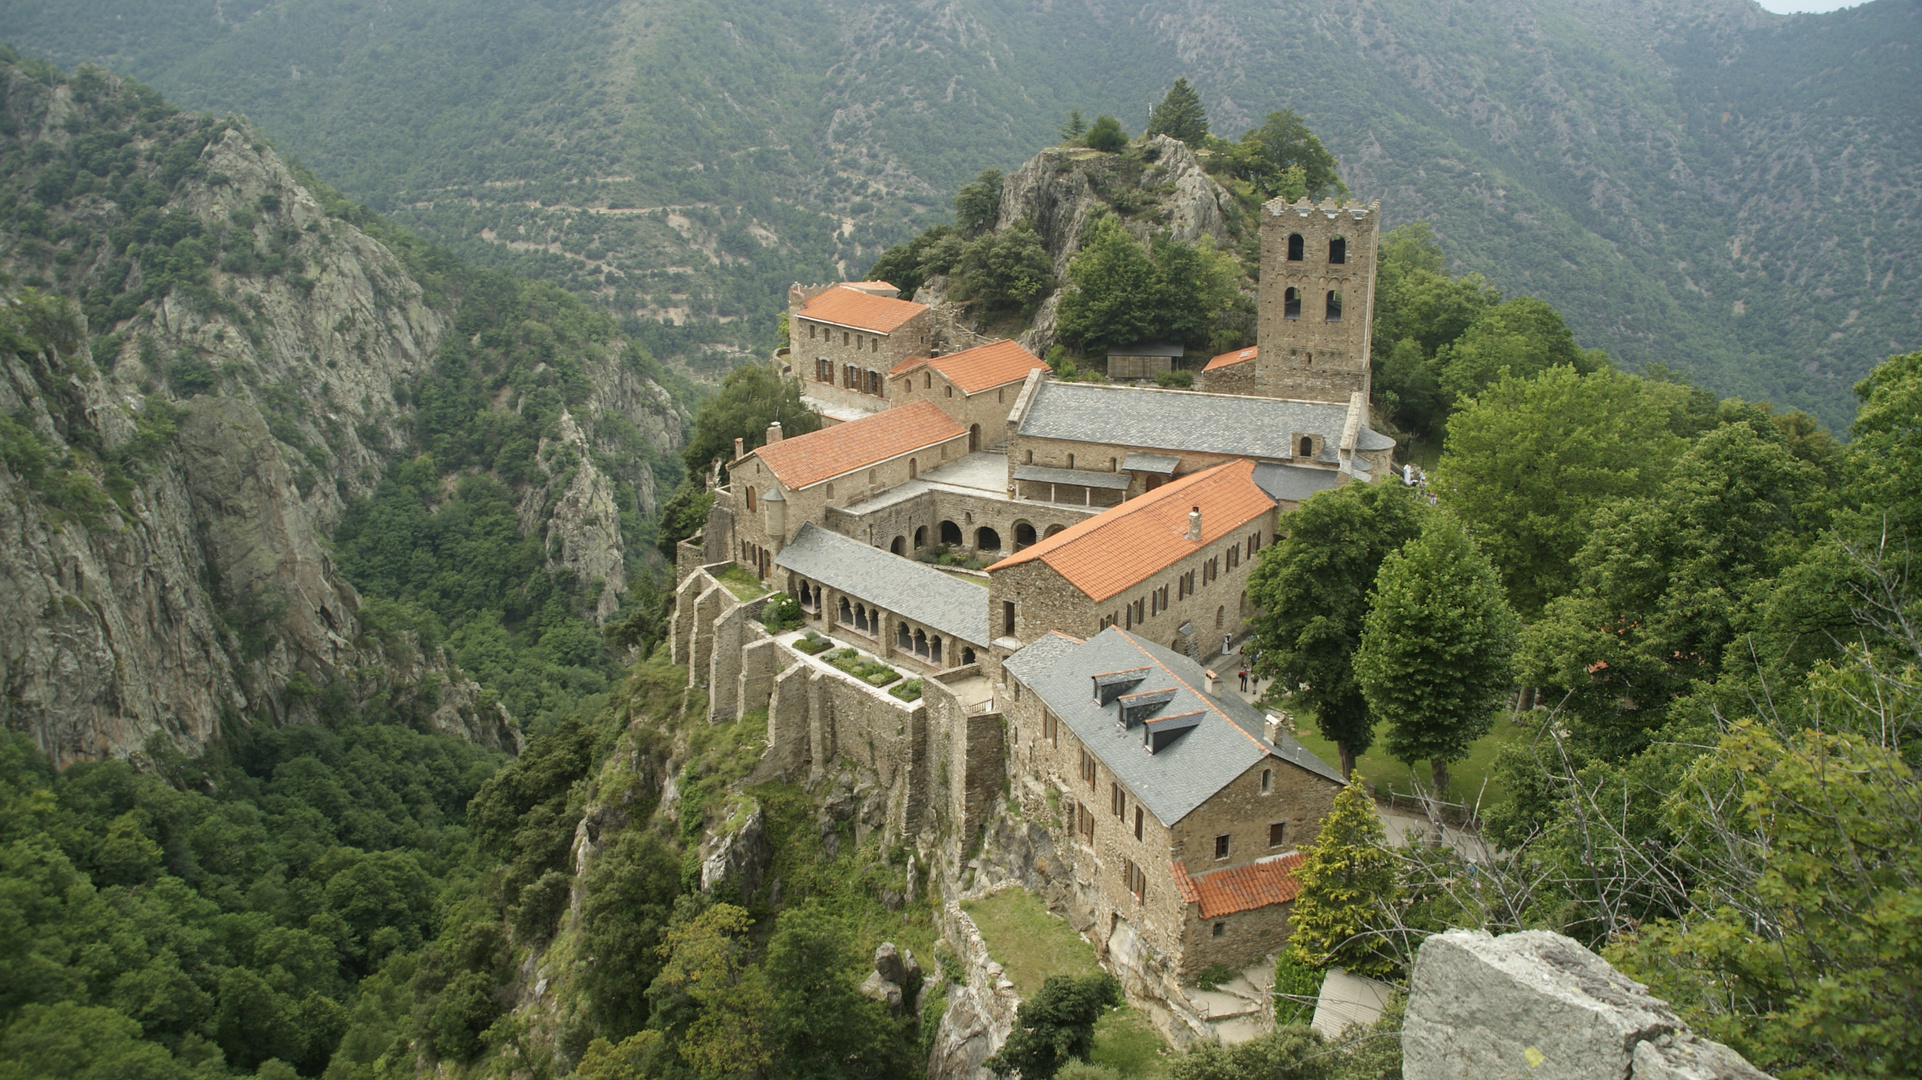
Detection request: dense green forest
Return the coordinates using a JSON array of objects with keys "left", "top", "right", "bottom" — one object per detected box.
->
[{"left": 2, "top": 0, "right": 1912, "bottom": 420}]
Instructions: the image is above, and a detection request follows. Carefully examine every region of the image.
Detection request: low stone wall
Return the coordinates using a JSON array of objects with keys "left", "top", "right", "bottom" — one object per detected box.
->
[
  {"left": 927, "top": 899, "right": 1024, "bottom": 1080},
  {"left": 1404, "top": 930, "right": 1773, "bottom": 1080}
]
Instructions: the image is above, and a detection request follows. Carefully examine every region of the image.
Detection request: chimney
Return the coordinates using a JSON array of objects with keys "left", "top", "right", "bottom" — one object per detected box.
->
[
  {"left": 1186, "top": 506, "right": 1202, "bottom": 542},
  {"left": 1265, "top": 714, "right": 1283, "bottom": 744},
  {"left": 766, "top": 420, "right": 784, "bottom": 444},
  {"left": 733, "top": 436, "right": 746, "bottom": 461},
  {"left": 1205, "top": 669, "right": 1222, "bottom": 696}
]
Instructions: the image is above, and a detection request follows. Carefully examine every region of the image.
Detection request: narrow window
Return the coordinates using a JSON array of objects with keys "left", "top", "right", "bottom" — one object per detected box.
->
[
  {"left": 1111, "top": 781, "right": 1124, "bottom": 817},
  {"left": 924, "top": 372, "right": 931, "bottom": 388},
  {"left": 1261, "top": 768, "right": 1272, "bottom": 793},
  {"left": 1025, "top": 450, "right": 1034, "bottom": 464},
  {"left": 999, "top": 388, "right": 1005, "bottom": 403},
  {"left": 1286, "top": 233, "right": 1304, "bottom": 261},
  {"left": 1214, "top": 834, "right": 1230, "bottom": 859},
  {"left": 809, "top": 324, "right": 817, "bottom": 339},
  {"left": 1134, "top": 806, "right": 1143, "bottom": 841},
  {"left": 1325, "top": 290, "right": 1343, "bottom": 322},
  {"left": 843, "top": 331, "right": 850, "bottom": 345},
  {"left": 1269, "top": 821, "right": 1287, "bottom": 847},
  {"left": 909, "top": 458, "right": 918, "bottom": 479},
  {"left": 1329, "top": 236, "right": 1347, "bottom": 264},
  {"left": 1284, "top": 286, "right": 1300, "bottom": 320},
  {"left": 1002, "top": 601, "right": 1016, "bottom": 636},
  {"left": 1067, "top": 453, "right": 1075, "bottom": 469},
  {"left": 1300, "top": 436, "right": 1313, "bottom": 458},
  {"left": 946, "top": 385, "right": 954, "bottom": 398},
  {"left": 745, "top": 488, "right": 756, "bottom": 511},
  {"left": 1212, "top": 921, "right": 1225, "bottom": 938}
]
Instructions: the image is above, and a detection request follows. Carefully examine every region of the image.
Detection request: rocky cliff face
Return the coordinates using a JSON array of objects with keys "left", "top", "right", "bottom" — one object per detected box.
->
[
  {"left": 915, "top": 135, "right": 1246, "bottom": 354},
  {"left": 0, "top": 62, "right": 682, "bottom": 764}
]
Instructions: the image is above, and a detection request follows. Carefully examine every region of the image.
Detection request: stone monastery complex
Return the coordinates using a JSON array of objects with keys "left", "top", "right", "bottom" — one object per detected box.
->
[{"left": 671, "top": 196, "right": 1387, "bottom": 1033}]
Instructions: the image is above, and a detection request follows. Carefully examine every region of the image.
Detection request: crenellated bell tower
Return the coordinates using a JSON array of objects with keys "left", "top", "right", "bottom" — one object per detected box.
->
[{"left": 1255, "top": 197, "right": 1380, "bottom": 405}]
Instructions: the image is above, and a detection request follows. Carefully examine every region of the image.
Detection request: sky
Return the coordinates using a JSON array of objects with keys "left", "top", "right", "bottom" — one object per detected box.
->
[{"left": 1754, "top": 0, "right": 1864, "bottom": 11}]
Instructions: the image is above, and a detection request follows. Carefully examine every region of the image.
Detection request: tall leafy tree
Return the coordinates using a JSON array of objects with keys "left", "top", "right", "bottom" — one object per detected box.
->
[
  {"left": 1247, "top": 480, "right": 1427, "bottom": 777},
  {"left": 1234, "top": 110, "right": 1342, "bottom": 200},
  {"left": 954, "top": 221, "right": 1056, "bottom": 312},
  {"left": 1055, "top": 217, "right": 1163, "bottom": 349},
  {"left": 1084, "top": 115, "right": 1128, "bottom": 153},
  {"left": 1146, "top": 78, "right": 1209, "bottom": 143},
  {"left": 985, "top": 972, "right": 1122, "bottom": 1079},
  {"left": 1369, "top": 223, "right": 1502, "bottom": 435},
  {"left": 953, "top": 169, "right": 1004, "bottom": 236},
  {"left": 764, "top": 907, "right": 911, "bottom": 1080},
  {"left": 1286, "top": 779, "right": 1402, "bottom": 978},
  {"left": 1437, "top": 366, "right": 1688, "bottom": 617},
  {"left": 677, "top": 363, "right": 821, "bottom": 477},
  {"left": 1356, "top": 516, "right": 1520, "bottom": 797},
  {"left": 1434, "top": 296, "right": 1605, "bottom": 404}
]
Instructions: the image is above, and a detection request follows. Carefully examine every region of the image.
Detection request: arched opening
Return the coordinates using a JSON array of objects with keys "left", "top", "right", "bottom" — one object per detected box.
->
[
  {"left": 1216, "top": 605, "right": 1225, "bottom": 629},
  {"left": 914, "top": 525, "right": 928, "bottom": 548},
  {"left": 914, "top": 629, "right": 929, "bottom": 657},
  {"left": 1329, "top": 236, "right": 1347, "bottom": 264},
  {"left": 1284, "top": 287, "right": 1300, "bottom": 320},
  {"left": 930, "top": 636, "right": 943, "bottom": 664},
  {"left": 962, "top": 647, "right": 976, "bottom": 665},
  {"left": 976, "top": 526, "right": 1001, "bottom": 552},
  {"left": 891, "top": 535, "right": 906, "bottom": 556},
  {"left": 1014, "top": 522, "right": 1037, "bottom": 550},
  {"left": 924, "top": 372, "right": 932, "bottom": 388},
  {"left": 839, "top": 597, "right": 853, "bottom": 623},
  {"left": 897, "top": 622, "right": 913, "bottom": 650},
  {"left": 855, "top": 604, "right": 870, "bottom": 633},
  {"left": 1287, "top": 233, "right": 1304, "bottom": 261},
  {"left": 909, "top": 458, "right": 918, "bottom": 479},
  {"left": 1325, "top": 290, "right": 1342, "bottom": 322},
  {"left": 1299, "top": 436, "right": 1314, "bottom": 458},
  {"left": 940, "top": 520, "right": 962, "bottom": 545},
  {"left": 969, "top": 424, "right": 981, "bottom": 452},
  {"left": 1043, "top": 524, "right": 1066, "bottom": 538},
  {"left": 1172, "top": 637, "right": 1186, "bottom": 652}
]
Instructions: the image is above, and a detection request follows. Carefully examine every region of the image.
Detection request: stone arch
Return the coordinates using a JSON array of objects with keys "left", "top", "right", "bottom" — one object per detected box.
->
[
  {"left": 898, "top": 622, "right": 913, "bottom": 650},
  {"left": 940, "top": 520, "right": 963, "bottom": 545},
  {"left": 1287, "top": 233, "right": 1304, "bottom": 261},
  {"left": 855, "top": 604, "right": 869, "bottom": 633},
  {"left": 1299, "top": 436, "right": 1313, "bottom": 458},
  {"left": 891, "top": 535, "right": 906, "bottom": 556},
  {"left": 1014, "top": 521, "right": 1037, "bottom": 550},
  {"left": 914, "top": 628, "right": 929, "bottom": 657},
  {"left": 962, "top": 647, "right": 976, "bottom": 665},
  {"left": 1216, "top": 604, "right": 1225, "bottom": 629},
  {"left": 839, "top": 596, "right": 853, "bottom": 623},
  {"left": 969, "top": 424, "right": 981, "bottom": 452},
  {"left": 975, "top": 526, "right": 1001, "bottom": 552},
  {"left": 1329, "top": 236, "right": 1347, "bottom": 264},
  {"left": 1284, "top": 286, "right": 1301, "bottom": 320},
  {"left": 914, "top": 525, "right": 928, "bottom": 548},
  {"left": 1043, "top": 524, "right": 1066, "bottom": 538},
  {"left": 930, "top": 636, "right": 943, "bottom": 664}
]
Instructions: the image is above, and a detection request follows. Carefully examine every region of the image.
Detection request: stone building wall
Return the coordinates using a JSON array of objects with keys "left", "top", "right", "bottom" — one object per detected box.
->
[
  {"left": 788, "top": 300, "right": 934, "bottom": 411},
  {"left": 827, "top": 488, "right": 1100, "bottom": 563},
  {"left": 1171, "top": 757, "right": 1338, "bottom": 877},
  {"left": 985, "top": 514, "right": 1277, "bottom": 661},
  {"left": 1177, "top": 897, "right": 1297, "bottom": 979},
  {"left": 891, "top": 367, "right": 1027, "bottom": 448},
  {"left": 1196, "top": 358, "right": 1257, "bottom": 396},
  {"left": 1254, "top": 199, "right": 1381, "bottom": 405}
]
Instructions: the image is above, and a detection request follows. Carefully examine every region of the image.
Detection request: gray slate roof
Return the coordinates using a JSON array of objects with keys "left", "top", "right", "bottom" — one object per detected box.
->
[
  {"left": 774, "top": 523, "right": 991, "bottom": 646},
  {"left": 1013, "top": 465, "right": 1133, "bottom": 491},
  {"left": 1121, "top": 452, "right": 1180, "bottom": 474},
  {"left": 1107, "top": 341, "right": 1186, "bottom": 357},
  {"left": 1252, "top": 463, "right": 1344, "bottom": 503},
  {"left": 1006, "top": 627, "right": 1342, "bottom": 824},
  {"left": 1018, "top": 382, "right": 1395, "bottom": 461}
]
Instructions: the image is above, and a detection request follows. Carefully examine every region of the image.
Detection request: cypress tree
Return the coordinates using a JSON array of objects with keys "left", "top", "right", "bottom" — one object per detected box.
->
[
  {"left": 1287, "top": 779, "right": 1401, "bottom": 978},
  {"left": 1146, "top": 77, "right": 1209, "bottom": 144}
]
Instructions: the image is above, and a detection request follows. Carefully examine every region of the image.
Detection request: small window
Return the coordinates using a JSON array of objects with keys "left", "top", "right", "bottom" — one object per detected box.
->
[
  {"left": 1269, "top": 821, "right": 1287, "bottom": 847},
  {"left": 826, "top": 482, "right": 835, "bottom": 498},
  {"left": 843, "top": 331, "right": 850, "bottom": 345},
  {"left": 1325, "top": 290, "right": 1343, "bottom": 322},
  {"left": 1025, "top": 450, "right": 1034, "bottom": 464},
  {"left": 946, "top": 385, "right": 953, "bottom": 398},
  {"left": 1261, "top": 768, "right": 1272, "bottom": 794},
  {"left": 745, "top": 488, "right": 756, "bottom": 511},
  {"left": 1080, "top": 749, "right": 1098, "bottom": 788},
  {"left": 1003, "top": 600, "right": 1016, "bottom": 637},
  {"left": 1212, "top": 921, "right": 1225, "bottom": 938},
  {"left": 1329, "top": 236, "right": 1347, "bottom": 264},
  {"left": 1111, "top": 781, "right": 1125, "bottom": 817},
  {"left": 924, "top": 372, "right": 932, "bottom": 388},
  {"left": 1067, "top": 454, "right": 1075, "bottom": 469},
  {"left": 1134, "top": 806, "right": 1143, "bottom": 841},
  {"left": 1300, "top": 436, "right": 1314, "bottom": 458},
  {"left": 1286, "top": 233, "right": 1304, "bottom": 261},
  {"left": 1284, "top": 286, "right": 1300, "bottom": 320},
  {"left": 909, "top": 458, "right": 918, "bottom": 479},
  {"left": 1214, "top": 834, "right": 1230, "bottom": 860}
]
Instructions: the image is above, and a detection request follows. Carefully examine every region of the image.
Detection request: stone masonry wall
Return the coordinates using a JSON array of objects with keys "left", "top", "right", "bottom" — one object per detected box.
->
[
  {"left": 1255, "top": 199, "right": 1381, "bottom": 406},
  {"left": 1171, "top": 757, "right": 1339, "bottom": 878},
  {"left": 890, "top": 368, "right": 1027, "bottom": 447},
  {"left": 1197, "top": 358, "right": 1257, "bottom": 396}
]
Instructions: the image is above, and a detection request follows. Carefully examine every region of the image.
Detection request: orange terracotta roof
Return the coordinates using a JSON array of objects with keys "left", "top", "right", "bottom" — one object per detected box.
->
[
  {"left": 889, "top": 355, "right": 927, "bottom": 376},
  {"left": 986, "top": 460, "right": 1276, "bottom": 603},
  {"left": 1203, "top": 345, "right": 1258, "bottom": 372},
  {"left": 797, "top": 285, "right": 928, "bottom": 334},
  {"left": 930, "top": 340, "right": 1048, "bottom": 394},
  {"left": 751, "top": 400, "right": 963, "bottom": 489},
  {"left": 1171, "top": 852, "right": 1308, "bottom": 918}
]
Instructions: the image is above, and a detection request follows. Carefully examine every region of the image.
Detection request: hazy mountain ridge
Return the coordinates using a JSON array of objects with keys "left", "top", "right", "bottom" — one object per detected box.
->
[{"left": 1, "top": 0, "right": 1914, "bottom": 421}]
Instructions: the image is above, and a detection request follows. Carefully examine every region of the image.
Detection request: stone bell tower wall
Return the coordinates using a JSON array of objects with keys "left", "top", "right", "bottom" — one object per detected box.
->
[{"left": 1255, "top": 197, "right": 1380, "bottom": 406}]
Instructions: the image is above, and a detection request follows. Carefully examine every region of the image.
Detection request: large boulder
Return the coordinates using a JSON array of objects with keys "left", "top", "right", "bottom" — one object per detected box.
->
[{"left": 1404, "top": 929, "right": 1771, "bottom": 1080}]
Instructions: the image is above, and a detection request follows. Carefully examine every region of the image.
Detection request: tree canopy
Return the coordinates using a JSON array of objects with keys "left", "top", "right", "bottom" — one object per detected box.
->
[
  {"left": 678, "top": 363, "right": 821, "bottom": 477},
  {"left": 1146, "top": 78, "right": 1209, "bottom": 144},
  {"left": 1084, "top": 115, "right": 1128, "bottom": 153},
  {"left": 1055, "top": 217, "right": 1241, "bottom": 352}
]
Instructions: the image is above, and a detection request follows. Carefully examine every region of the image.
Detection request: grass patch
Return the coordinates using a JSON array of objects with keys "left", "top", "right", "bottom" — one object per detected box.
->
[
  {"left": 793, "top": 631, "right": 832, "bottom": 655},
  {"left": 889, "top": 678, "right": 923, "bottom": 702},
  {"left": 963, "top": 888, "right": 1170, "bottom": 1077},
  {"left": 1276, "top": 700, "right": 1530, "bottom": 808},
  {"left": 715, "top": 565, "right": 768, "bottom": 600}
]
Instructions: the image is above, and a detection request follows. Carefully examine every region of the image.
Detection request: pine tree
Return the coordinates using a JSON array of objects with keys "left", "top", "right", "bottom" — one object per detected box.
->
[
  {"left": 1287, "top": 779, "right": 1401, "bottom": 978},
  {"left": 1146, "top": 77, "right": 1209, "bottom": 144},
  {"left": 1355, "top": 516, "right": 1520, "bottom": 798},
  {"left": 1059, "top": 108, "right": 1087, "bottom": 142}
]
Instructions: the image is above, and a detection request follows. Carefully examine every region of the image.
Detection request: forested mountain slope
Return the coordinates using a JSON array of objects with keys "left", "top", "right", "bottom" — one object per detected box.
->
[
  {"left": 2, "top": 0, "right": 1913, "bottom": 423},
  {"left": 0, "top": 56, "right": 684, "bottom": 763}
]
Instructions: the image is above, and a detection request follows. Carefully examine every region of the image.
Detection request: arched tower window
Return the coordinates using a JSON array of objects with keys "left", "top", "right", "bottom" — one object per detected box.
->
[
  {"left": 1284, "top": 287, "right": 1300, "bottom": 320},
  {"left": 1329, "top": 237, "right": 1346, "bottom": 264},
  {"left": 1286, "top": 233, "right": 1304, "bottom": 261},
  {"left": 1324, "top": 290, "right": 1343, "bottom": 322}
]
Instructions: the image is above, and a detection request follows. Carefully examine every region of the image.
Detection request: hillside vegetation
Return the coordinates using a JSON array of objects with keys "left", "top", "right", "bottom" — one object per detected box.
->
[{"left": 1, "top": 0, "right": 1912, "bottom": 421}]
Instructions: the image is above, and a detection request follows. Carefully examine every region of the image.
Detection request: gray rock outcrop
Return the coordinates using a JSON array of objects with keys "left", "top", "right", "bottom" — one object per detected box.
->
[
  {"left": 697, "top": 798, "right": 771, "bottom": 898},
  {"left": 1404, "top": 929, "right": 1772, "bottom": 1080},
  {"left": 858, "top": 941, "right": 926, "bottom": 1019}
]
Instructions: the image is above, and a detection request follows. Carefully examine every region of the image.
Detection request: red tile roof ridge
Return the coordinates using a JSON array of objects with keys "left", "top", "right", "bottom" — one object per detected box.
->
[
  {"left": 751, "top": 400, "right": 963, "bottom": 489},
  {"left": 797, "top": 285, "right": 929, "bottom": 333},
  {"left": 927, "top": 339, "right": 1047, "bottom": 394},
  {"left": 985, "top": 460, "right": 1274, "bottom": 601},
  {"left": 1170, "top": 851, "right": 1309, "bottom": 917},
  {"left": 1203, "top": 345, "right": 1258, "bottom": 372}
]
